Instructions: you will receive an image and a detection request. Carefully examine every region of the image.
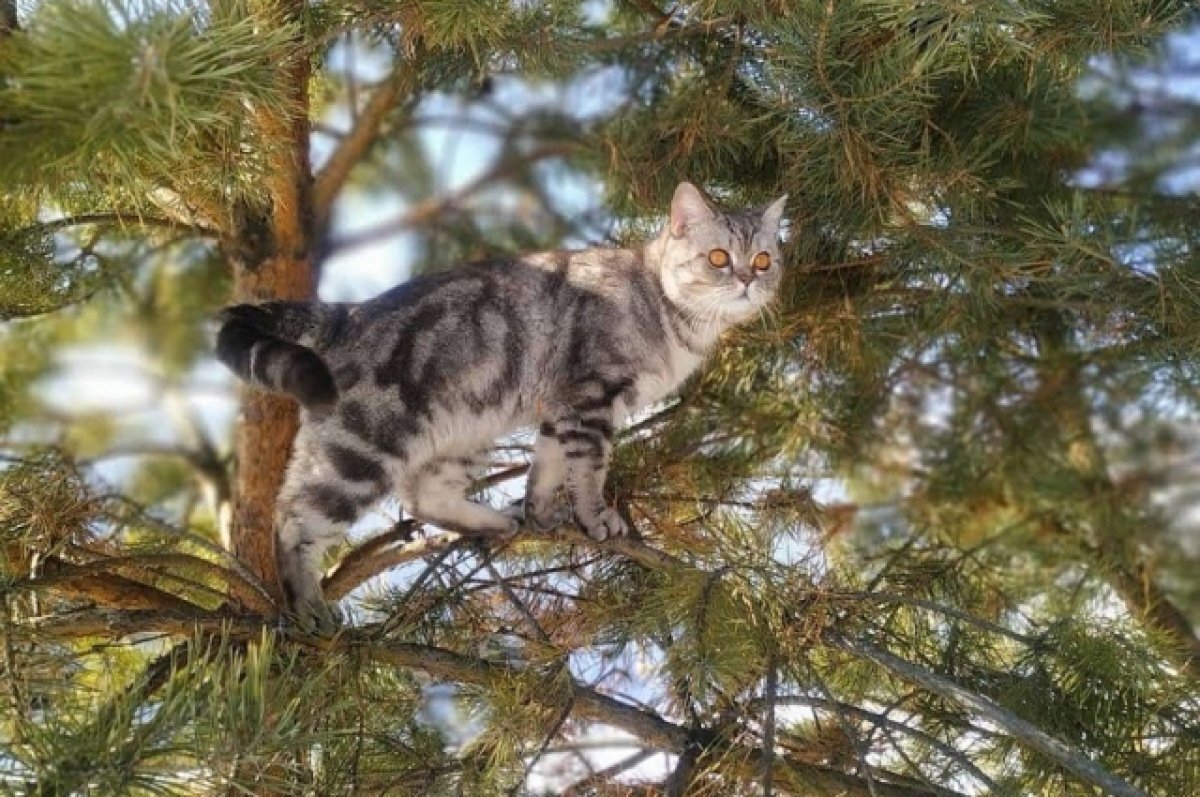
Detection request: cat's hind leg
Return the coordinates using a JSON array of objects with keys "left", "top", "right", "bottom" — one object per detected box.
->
[
  {"left": 401, "top": 455, "right": 519, "bottom": 538},
  {"left": 521, "top": 422, "right": 572, "bottom": 530},
  {"left": 556, "top": 380, "right": 629, "bottom": 541},
  {"left": 276, "top": 427, "right": 388, "bottom": 632}
]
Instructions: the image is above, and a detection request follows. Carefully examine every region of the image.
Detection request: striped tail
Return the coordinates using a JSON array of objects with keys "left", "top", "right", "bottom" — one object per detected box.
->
[{"left": 215, "top": 302, "right": 341, "bottom": 413}]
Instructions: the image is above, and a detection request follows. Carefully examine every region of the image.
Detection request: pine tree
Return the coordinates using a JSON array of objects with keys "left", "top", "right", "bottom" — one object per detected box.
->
[{"left": 2, "top": 1, "right": 1200, "bottom": 795}]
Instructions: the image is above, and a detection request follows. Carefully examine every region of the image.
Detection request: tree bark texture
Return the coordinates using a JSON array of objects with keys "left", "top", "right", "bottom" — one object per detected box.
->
[
  {"left": 228, "top": 3, "right": 314, "bottom": 610},
  {"left": 0, "top": 0, "right": 16, "bottom": 36}
]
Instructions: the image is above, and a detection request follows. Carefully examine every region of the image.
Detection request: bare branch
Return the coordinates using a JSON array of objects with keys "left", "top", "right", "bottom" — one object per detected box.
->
[
  {"left": 562, "top": 749, "right": 656, "bottom": 796},
  {"left": 761, "top": 696, "right": 999, "bottom": 792},
  {"left": 323, "top": 522, "right": 687, "bottom": 600},
  {"left": 330, "top": 143, "right": 580, "bottom": 252},
  {"left": 762, "top": 650, "right": 778, "bottom": 797},
  {"left": 827, "top": 634, "right": 1148, "bottom": 797},
  {"left": 1, "top": 0, "right": 18, "bottom": 37},
  {"left": 313, "top": 66, "right": 419, "bottom": 223}
]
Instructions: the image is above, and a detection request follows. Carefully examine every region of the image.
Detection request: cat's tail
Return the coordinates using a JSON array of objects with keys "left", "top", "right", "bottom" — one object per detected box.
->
[{"left": 216, "top": 302, "right": 346, "bottom": 413}]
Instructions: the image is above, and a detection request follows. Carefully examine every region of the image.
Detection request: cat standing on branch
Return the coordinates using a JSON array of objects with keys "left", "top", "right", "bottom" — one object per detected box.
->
[{"left": 216, "top": 182, "right": 788, "bottom": 628}]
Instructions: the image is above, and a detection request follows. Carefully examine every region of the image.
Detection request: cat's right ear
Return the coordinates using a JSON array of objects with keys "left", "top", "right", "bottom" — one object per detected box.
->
[{"left": 669, "top": 182, "right": 714, "bottom": 238}]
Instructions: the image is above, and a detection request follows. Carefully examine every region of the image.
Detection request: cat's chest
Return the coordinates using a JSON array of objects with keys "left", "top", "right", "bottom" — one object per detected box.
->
[{"left": 627, "top": 343, "right": 706, "bottom": 417}]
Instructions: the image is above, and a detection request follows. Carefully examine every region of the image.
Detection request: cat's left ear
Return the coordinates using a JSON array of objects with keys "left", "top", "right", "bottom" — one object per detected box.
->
[
  {"left": 669, "top": 182, "right": 715, "bottom": 238},
  {"left": 761, "top": 194, "right": 789, "bottom": 234}
]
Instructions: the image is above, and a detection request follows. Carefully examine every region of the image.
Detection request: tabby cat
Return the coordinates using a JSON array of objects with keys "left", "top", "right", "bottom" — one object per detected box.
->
[{"left": 216, "top": 182, "right": 787, "bottom": 626}]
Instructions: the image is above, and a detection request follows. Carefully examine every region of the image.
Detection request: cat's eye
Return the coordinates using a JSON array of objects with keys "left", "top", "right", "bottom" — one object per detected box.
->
[
  {"left": 753, "top": 252, "right": 772, "bottom": 271},
  {"left": 708, "top": 249, "right": 730, "bottom": 268}
]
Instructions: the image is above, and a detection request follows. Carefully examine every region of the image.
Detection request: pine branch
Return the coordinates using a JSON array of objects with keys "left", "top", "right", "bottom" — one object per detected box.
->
[
  {"left": 323, "top": 522, "right": 687, "bottom": 600},
  {"left": 20, "top": 608, "right": 263, "bottom": 638},
  {"left": 1030, "top": 322, "right": 1200, "bottom": 678},
  {"left": 28, "top": 555, "right": 199, "bottom": 612},
  {"left": 827, "top": 634, "right": 1148, "bottom": 797},
  {"left": 313, "top": 67, "right": 419, "bottom": 224},
  {"left": 763, "top": 696, "right": 999, "bottom": 792},
  {"left": 561, "top": 749, "right": 657, "bottom": 795},
  {"left": 1103, "top": 553, "right": 1200, "bottom": 678},
  {"left": 581, "top": 18, "right": 734, "bottom": 54},
  {"left": 25, "top": 213, "right": 219, "bottom": 238},
  {"left": 17, "top": 605, "right": 966, "bottom": 797},
  {"left": 24, "top": 553, "right": 274, "bottom": 614},
  {"left": 353, "top": 637, "right": 963, "bottom": 797}
]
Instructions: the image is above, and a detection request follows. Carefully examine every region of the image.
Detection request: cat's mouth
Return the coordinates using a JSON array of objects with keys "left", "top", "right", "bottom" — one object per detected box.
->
[{"left": 723, "top": 292, "right": 761, "bottom": 318}]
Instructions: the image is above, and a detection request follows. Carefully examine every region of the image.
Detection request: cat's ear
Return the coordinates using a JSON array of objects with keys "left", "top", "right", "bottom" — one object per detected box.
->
[
  {"left": 761, "top": 194, "right": 789, "bottom": 234},
  {"left": 669, "top": 182, "right": 715, "bottom": 238}
]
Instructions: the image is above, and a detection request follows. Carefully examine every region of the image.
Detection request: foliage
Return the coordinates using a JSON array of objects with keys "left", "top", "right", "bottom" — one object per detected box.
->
[{"left": 2, "top": 0, "right": 1200, "bottom": 795}]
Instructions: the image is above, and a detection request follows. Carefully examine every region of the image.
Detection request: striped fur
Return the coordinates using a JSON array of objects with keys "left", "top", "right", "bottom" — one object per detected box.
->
[
  {"left": 215, "top": 183, "right": 788, "bottom": 626},
  {"left": 216, "top": 304, "right": 345, "bottom": 413}
]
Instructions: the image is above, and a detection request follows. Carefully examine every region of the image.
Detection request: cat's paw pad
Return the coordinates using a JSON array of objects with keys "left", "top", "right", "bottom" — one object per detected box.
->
[{"left": 578, "top": 507, "right": 627, "bottom": 541}]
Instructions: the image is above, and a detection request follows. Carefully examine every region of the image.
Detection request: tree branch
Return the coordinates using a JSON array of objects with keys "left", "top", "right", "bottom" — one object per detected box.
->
[
  {"left": 313, "top": 67, "right": 418, "bottom": 224},
  {"left": 323, "top": 522, "right": 687, "bottom": 600},
  {"left": 26, "top": 553, "right": 275, "bottom": 615},
  {"left": 28, "top": 556, "right": 199, "bottom": 613},
  {"left": 18, "top": 606, "right": 961, "bottom": 797},
  {"left": 24, "top": 213, "right": 219, "bottom": 238},
  {"left": 1101, "top": 548, "right": 1200, "bottom": 678},
  {"left": 561, "top": 749, "right": 657, "bottom": 796},
  {"left": 0, "top": 0, "right": 17, "bottom": 37},
  {"left": 330, "top": 143, "right": 579, "bottom": 252},
  {"left": 827, "top": 634, "right": 1148, "bottom": 797},
  {"left": 761, "top": 696, "right": 998, "bottom": 792}
]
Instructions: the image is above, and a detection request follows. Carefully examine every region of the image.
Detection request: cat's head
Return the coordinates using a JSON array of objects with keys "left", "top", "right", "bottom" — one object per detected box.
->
[{"left": 654, "top": 182, "right": 788, "bottom": 325}]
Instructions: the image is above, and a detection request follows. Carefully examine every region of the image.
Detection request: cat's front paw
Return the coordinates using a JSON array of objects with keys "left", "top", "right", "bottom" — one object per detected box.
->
[{"left": 577, "top": 507, "right": 627, "bottom": 541}]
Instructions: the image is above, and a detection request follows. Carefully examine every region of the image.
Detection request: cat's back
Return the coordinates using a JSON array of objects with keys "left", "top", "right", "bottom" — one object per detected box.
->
[{"left": 347, "top": 246, "right": 642, "bottom": 325}]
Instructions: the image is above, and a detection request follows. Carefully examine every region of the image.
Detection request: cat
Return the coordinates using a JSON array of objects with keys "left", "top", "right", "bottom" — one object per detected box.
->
[{"left": 216, "top": 182, "right": 787, "bottom": 627}]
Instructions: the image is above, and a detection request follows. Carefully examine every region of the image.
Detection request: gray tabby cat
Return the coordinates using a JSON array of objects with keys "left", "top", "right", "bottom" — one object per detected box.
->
[{"left": 216, "top": 182, "right": 787, "bottom": 626}]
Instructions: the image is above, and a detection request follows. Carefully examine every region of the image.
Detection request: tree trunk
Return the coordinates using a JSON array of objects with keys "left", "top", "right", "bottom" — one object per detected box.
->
[
  {"left": 0, "top": 0, "right": 16, "bottom": 36},
  {"left": 227, "top": 2, "right": 314, "bottom": 612}
]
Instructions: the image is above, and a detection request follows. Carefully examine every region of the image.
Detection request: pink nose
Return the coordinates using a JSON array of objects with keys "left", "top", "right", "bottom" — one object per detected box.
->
[{"left": 737, "top": 272, "right": 755, "bottom": 286}]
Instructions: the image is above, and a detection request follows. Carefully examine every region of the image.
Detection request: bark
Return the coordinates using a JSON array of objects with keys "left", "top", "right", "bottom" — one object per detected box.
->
[
  {"left": 0, "top": 0, "right": 16, "bottom": 36},
  {"left": 227, "top": 3, "right": 315, "bottom": 610},
  {"left": 1104, "top": 555, "right": 1200, "bottom": 675}
]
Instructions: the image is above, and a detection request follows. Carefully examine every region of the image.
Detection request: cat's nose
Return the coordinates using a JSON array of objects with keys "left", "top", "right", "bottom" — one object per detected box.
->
[{"left": 736, "top": 272, "right": 755, "bottom": 287}]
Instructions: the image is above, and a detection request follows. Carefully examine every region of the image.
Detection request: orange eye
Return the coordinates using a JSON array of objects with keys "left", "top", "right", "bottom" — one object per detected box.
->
[
  {"left": 753, "top": 252, "right": 772, "bottom": 271},
  {"left": 708, "top": 249, "right": 730, "bottom": 268}
]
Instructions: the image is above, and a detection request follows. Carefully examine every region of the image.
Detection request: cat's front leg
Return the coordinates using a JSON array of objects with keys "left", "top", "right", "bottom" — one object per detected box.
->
[{"left": 555, "top": 408, "right": 626, "bottom": 541}]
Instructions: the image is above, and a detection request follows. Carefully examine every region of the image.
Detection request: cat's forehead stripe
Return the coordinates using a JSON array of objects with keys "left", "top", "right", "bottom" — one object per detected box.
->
[{"left": 718, "top": 211, "right": 761, "bottom": 250}]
